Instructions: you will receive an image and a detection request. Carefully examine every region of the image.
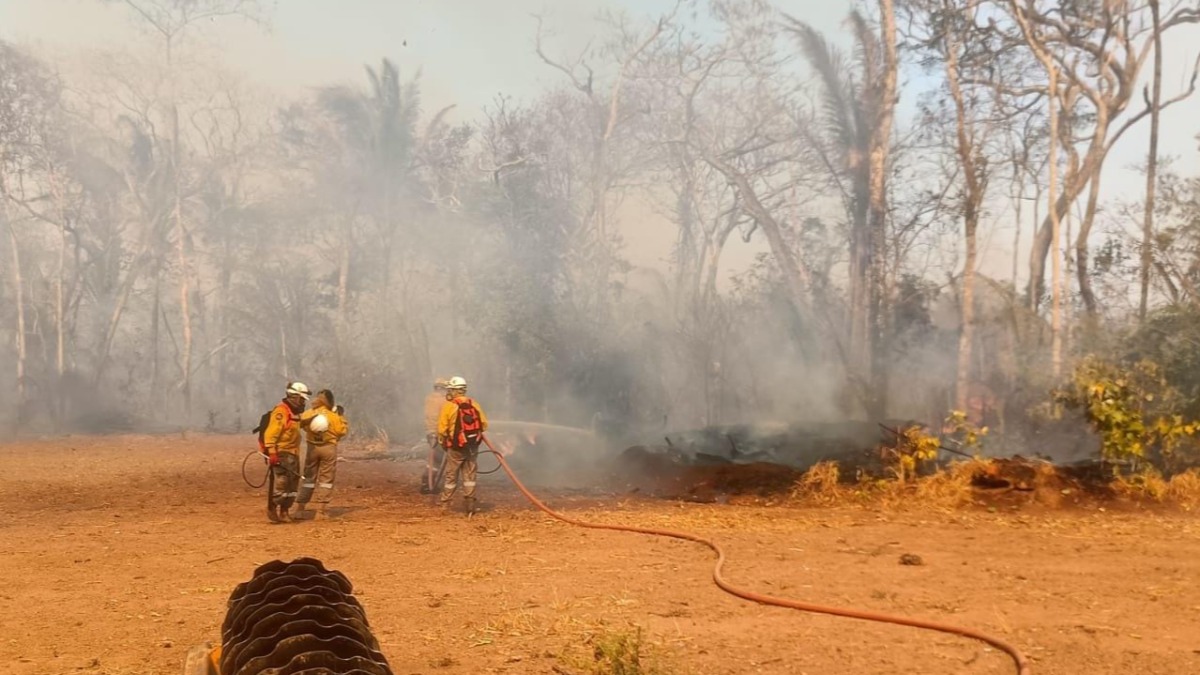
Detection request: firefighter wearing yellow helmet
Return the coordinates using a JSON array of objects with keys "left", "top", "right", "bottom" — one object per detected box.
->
[
  {"left": 421, "top": 378, "right": 450, "bottom": 494},
  {"left": 296, "top": 389, "right": 349, "bottom": 520}
]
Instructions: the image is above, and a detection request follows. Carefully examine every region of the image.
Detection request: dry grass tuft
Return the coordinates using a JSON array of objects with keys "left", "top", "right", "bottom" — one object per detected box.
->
[
  {"left": 911, "top": 458, "right": 988, "bottom": 508},
  {"left": 561, "top": 624, "right": 672, "bottom": 675},
  {"left": 792, "top": 461, "right": 842, "bottom": 504},
  {"left": 1113, "top": 468, "right": 1170, "bottom": 502},
  {"left": 1107, "top": 467, "right": 1200, "bottom": 510},
  {"left": 789, "top": 455, "right": 1200, "bottom": 511},
  {"left": 1166, "top": 469, "right": 1200, "bottom": 509}
]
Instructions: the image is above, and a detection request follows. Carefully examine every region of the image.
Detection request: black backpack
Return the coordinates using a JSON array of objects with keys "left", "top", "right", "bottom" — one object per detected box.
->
[{"left": 252, "top": 410, "right": 273, "bottom": 452}]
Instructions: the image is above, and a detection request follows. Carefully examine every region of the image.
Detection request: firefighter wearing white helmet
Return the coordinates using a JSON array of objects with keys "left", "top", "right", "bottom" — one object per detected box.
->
[
  {"left": 436, "top": 376, "right": 488, "bottom": 516},
  {"left": 296, "top": 389, "right": 349, "bottom": 520},
  {"left": 262, "top": 381, "right": 312, "bottom": 522}
]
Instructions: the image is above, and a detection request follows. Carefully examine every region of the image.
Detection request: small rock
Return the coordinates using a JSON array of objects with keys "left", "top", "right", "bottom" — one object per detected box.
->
[{"left": 899, "top": 553, "right": 924, "bottom": 566}]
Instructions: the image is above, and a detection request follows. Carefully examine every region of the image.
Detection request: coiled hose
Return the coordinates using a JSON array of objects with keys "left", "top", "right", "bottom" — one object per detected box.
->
[
  {"left": 219, "top": 557, "right": 393, "bottom": 675},
  {"left": 480, "top": 436, "right": 1031, "bottom": 675}
]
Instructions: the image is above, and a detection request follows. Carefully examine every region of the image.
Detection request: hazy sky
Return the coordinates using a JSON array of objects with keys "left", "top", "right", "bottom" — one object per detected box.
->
[
  {"left": 0, "top": 1, "right": 851, "bottom": 114},
  {"left": 2, "top": 0, "right": 1198, "bottom": 284}
]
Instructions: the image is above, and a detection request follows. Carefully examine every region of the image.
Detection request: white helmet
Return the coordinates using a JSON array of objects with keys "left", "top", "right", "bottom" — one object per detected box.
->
[
  {"left": 446, "top": 376, "right": 467, "bottom": 390},
  {"left": 286, "top": 381, "right": 311, "bottom": 400},
  {"left": 309, "top": 414, "right": 329, "bottom": 433}
]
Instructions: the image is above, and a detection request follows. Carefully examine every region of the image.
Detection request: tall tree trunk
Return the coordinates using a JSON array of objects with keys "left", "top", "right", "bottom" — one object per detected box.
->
[
  {"left": 336, "top": 213, "right": 352, "bottom": 366},
  {"left": 95, "top": 256, "right": 144, "bottom": 386},
  {"left": 1140, "top": 0, "right": 1163, "bottom": 321},
  {"left": 53, "top": 173, "right": 67, "bottom": 426},
  {"left": 167, "top": 37, "right": 193, "bottom": 427},
  {"left": 866, "top": 0, "right": 899, "bottom": 419},
  {"left": 6, "top": 218, "right": 27, "bottom": 427},
  {"left": 1064, "top": 201, "right": 1074, "bottom": 358},
  {"left": 1048, "top": 66, "right": 1063, "bottom": 378},
  {"left": 151, "top": 266, "right": 161, "bottom": 399},
  {"left": 175, "top": 190, "right": 191, "bottom": 421},
  {"left": 941, "top": 0, "right": 982, "bottom": 413},
  {"left": 1011, "top": 2, "right": 1067, "bottom": 374},
  {"left": 1075, "top": 171, "right": 1102, "bottom": 315},
  {"left": 1028, "top": 174, "right": 1043, "bottom": 315},
  {"left": 1012, "top": 177, "right": 1022, "bottom": 290},
  {"left": 1, "top": 168, "right": 28, "bottom": 427}
]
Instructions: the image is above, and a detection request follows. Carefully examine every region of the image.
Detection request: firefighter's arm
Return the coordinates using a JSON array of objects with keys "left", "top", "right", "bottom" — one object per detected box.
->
[
  {"left": 329, "top": 413, "right": 349, "bottom": 440},
  {"left": 263, "top": 408, "right": 287, "bottom": 454},
  {"left": 297, "top": 408, "right": 318, "bottom": 429},
  {"left": 477, "top": 404, "right": 489, "bottom": 432}
]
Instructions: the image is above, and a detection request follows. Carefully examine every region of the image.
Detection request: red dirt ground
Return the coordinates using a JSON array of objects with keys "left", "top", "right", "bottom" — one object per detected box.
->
[{"left": 1, "top": 434, "right": 1198, "bottom": 675}]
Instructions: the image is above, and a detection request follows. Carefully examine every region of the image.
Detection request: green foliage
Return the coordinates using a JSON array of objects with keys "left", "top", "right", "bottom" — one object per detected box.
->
[
  {"left": 889, "top": 424, "right": 941, "bottom": 482},
  {"left": 1128, "top": 305, "right": 1200, "bottom": 420},
  {"left": 943, "top": 409, "right": 987, "bottom": 453},
  {"left": 1052, "top": 355, "right": 1200, "bottom": 466}
]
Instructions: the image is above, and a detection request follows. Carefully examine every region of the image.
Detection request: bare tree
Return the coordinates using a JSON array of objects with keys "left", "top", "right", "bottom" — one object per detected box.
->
[
  {"left": 783, "top": 0, "right": 900, "bottom": 417},
  {"left": 1007, "top": 0, "right": 1065, "bottom": 376},
  {"left": 114, "top": 0, "right": 265, "bottom": 424},
  {"left": 905, "top": 0, "right": 1005, "bottom": 410},
  {"left": 995, "top": 0, "right": 1200, "bottom": 315},
  {"left": 533, "top": 6, "right": 677, "bottom": 324},
  {"left": 1140, "top": 0, "right": 1165, "bottom": 321},
  {"left": 0, "top": 42, "right": 65, "bottom": 427}
]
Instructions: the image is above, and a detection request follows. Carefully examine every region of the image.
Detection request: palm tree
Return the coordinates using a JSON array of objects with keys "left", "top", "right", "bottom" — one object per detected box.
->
[{"left": 783, "top": 5, "right": 898, "bottom": 418}]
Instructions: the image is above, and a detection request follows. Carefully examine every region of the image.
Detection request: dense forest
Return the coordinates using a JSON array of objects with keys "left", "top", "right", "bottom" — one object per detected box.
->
[{"left": 3, "top": 0, "right": 1200, "bottom": 467}]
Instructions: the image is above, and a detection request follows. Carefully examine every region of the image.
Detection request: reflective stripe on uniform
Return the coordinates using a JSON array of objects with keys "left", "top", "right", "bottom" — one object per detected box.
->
[
  {"left": 318, "top": 482, "right": 334, "bottom": 488},
  {"left": 462, "top": 481, "right": 476, "bottom": 488},
  {"left": 302, "top": 483, "right": 315, "bottom": 489}
]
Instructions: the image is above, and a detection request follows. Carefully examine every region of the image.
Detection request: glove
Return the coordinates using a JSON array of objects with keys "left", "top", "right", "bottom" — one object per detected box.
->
[{"left": 268, "top": 452, "right": 280, "bottom": 466}]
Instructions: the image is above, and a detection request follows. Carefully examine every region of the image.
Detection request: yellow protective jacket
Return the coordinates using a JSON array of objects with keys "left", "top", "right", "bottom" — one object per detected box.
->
[
  {"left": 302, "top": 404, "right": 349, "bottom": 447},
  {"left": 424, "top": 392, "right": 445, "bottom": 435},
  {"left": 437, "top": 395, "right": 488, "bottom": 447},
  {"left": 263, "top": 401, "right": 303, "bottom": 455}
]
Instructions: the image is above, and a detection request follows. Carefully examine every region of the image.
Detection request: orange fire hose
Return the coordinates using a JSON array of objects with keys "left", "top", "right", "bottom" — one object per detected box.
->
[{"left": 480, "top": 435, "right": 1031, "bottom": 675}]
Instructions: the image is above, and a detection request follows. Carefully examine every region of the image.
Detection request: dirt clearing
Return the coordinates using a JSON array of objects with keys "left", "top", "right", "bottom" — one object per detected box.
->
[{"left": 1, "top": 434, "right": 1197, "bottom": 674}]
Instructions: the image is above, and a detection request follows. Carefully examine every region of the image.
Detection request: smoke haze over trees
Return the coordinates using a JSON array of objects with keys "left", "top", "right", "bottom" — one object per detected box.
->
[{"left": 2, "top": 0, "right": 1200, "bottom": 452}]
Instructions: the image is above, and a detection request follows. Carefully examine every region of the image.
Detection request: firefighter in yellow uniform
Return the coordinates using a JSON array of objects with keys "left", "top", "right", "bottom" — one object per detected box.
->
[
  {"left": 263, "top": 381, "right": 311, "bottom": 523},
  {"left": 421, "top": 379, "right": 448, "bottom": 494},
  {"left": 296, "top": 389, "right": 349, "bottom": 520},
  {"left": 436, "top": 376, "right": 488, "bottom": 515}
]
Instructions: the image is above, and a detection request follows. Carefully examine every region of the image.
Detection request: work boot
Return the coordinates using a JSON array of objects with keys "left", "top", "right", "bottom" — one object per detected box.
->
[
  {"left": 267, "top": 505, "right": 281, "bottom": 523},
  {"left": 278, "top": 506, "right": 292, "bottom": 523},
  {"left": 464, "top": 497, "right": 477, "bottom": 517},
  {"left": 294, "top": 502, "right": 308, "bottom": 517}
]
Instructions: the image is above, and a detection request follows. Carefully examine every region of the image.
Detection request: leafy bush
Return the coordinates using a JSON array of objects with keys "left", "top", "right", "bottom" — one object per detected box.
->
[{"left": 1052, "top": 355, "right": 1200, "bottom": 469}]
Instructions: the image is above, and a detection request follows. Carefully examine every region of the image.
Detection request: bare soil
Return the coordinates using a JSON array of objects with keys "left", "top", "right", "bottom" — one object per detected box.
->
[{"left": 1, "top": 434, "right": 1198, "bottom": 675}]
